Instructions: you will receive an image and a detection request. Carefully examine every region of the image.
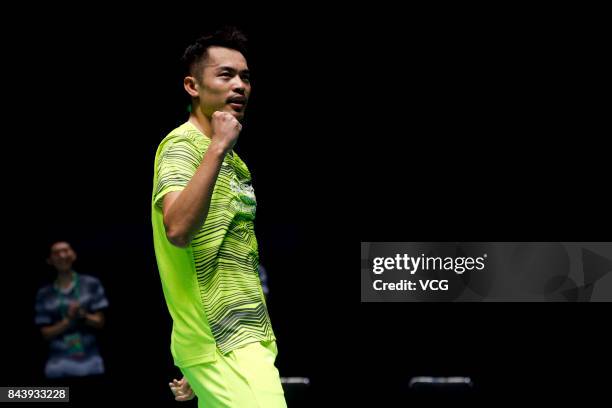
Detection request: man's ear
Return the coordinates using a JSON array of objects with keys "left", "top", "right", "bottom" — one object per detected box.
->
[
  {"left": 184, "top": 76, "right": 199, "bottom": 98},
  {"left": 46, "top": 258, "right": 52, "bottom": 266}
]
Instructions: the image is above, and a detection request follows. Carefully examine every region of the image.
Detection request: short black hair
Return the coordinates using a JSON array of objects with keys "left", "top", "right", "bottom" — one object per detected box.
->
[
  {"left": 47, "top": 239, "right": 73, "bottom": 254},
  {"left": 181, "top": 26, "right": 248, "bottom": 81}
]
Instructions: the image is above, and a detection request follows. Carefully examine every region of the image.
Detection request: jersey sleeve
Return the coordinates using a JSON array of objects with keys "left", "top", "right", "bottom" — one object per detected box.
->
[
  {"left": 88, "top": 278, "right": 109, "bottom": 312},
  {"left": 34, "top": 288, "right": 53, "bottom": 326},
  {"left": 153, "top": 136, "right": 203, "bottom": 209}
]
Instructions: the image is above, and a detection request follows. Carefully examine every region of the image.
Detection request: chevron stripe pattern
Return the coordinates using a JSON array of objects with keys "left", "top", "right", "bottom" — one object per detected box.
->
[{"left": 153, "top": 122, "right": 275, "bottom": 355}]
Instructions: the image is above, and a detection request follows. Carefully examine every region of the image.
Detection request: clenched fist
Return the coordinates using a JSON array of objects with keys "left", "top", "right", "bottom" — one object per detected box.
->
[{"left": 210, "top": 111, "right": 242, "bottom": 154}]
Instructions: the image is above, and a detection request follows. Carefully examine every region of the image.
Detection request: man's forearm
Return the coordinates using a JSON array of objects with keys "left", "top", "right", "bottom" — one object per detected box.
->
[
  {"left": 82, "top": 312, "right": 104, "bottom": 329},
  {"left": 164, "top": 142, "right": 228, "bottom": 247},
  {"left": 41, "top": 318, "right": 71, "bottom": 340}
]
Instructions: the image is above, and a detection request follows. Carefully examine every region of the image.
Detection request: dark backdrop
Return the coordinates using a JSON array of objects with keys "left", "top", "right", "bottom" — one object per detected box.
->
[
  {"left": 1, "top": 10, "right": 342, "bottom": 407},
  {"left": 1, "top": 5, "right": 610, "bottom": 407}
]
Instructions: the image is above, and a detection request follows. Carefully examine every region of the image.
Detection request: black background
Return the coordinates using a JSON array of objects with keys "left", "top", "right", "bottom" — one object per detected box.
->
[
  {"left": 1, "top": 4, "right": 610, "bottom": 407},
  {"left": 1, "top": 7, "right": 342, "bottom": 407},
  {"left": 358, "top": 6, "right": 611, "bottom": 406}
]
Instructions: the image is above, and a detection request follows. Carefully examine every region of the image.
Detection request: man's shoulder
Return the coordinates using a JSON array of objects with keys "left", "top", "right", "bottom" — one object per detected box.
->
[
  {"left": 157, "top": 122, "right": 209, "bottom": 154},
  {"left": 36, "top": 284, "right": 55, "bottom": 299},
  {"left": 78, "top": 274, "right": 103, "bottom": 288}
]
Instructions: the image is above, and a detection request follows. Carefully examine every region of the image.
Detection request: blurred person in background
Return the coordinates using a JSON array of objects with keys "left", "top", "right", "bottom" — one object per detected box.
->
[{"left": 34, "top": 241, "right": 108, "bottom": 395}]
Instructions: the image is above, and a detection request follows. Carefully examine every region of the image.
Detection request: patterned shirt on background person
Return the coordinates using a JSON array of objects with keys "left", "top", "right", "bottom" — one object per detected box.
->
[{"left": 34, "top": 272, "right": 109, "bottom": 378}]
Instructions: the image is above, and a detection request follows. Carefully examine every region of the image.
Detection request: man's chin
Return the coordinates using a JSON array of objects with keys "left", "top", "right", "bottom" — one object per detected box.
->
[
  {"left": 213, "top": 107, "right": 245, "bottom": 121},
  {"left": 229, "top": 110, "right": 245, "bottom": 121}
]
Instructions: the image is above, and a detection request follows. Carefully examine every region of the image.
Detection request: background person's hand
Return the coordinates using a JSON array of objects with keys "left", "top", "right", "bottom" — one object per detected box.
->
[
  {"left": 169, "top": 377, "right": 195, "bottom": 401},
  {"left": 67, "top": 302, "right": 81, "bottom": 320}
]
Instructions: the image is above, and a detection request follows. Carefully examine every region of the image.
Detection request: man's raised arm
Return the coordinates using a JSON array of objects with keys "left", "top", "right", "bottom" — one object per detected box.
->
[{"left": 162, "top": 112, "right": 241, "bottom": 247}]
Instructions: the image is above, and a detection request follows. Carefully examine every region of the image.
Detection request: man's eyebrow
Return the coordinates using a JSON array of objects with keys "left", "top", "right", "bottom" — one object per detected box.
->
[{"left": 216, "top": 66, "right": 250, "bottom": 74}]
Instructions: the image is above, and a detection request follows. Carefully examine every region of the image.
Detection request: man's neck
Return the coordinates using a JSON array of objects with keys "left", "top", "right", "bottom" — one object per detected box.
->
[
  {"left": 189, "top": 109, "right": 212, "bottom": 139},
  {"left": 56, "top": 270, "right": 73, "bottom": 289}
]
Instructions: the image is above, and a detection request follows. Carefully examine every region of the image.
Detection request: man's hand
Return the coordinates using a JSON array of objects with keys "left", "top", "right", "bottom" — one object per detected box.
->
[
  {"left": 67, "top": 302, "right": 81, "bottom": 320},
  {"left": 210, "top": 111, "right": 242, "bottom": 154},
  {"left": 169, "top": 377, "right": 195, "bottom": 401}
]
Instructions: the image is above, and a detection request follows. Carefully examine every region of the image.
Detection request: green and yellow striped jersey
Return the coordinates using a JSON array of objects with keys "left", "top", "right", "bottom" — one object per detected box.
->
[{"left": 152, "top": 121, "right": 275, "bottom": 367}]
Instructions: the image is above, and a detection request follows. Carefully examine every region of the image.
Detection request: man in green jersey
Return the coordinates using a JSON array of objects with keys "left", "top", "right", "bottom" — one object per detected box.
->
[{"left": 151, "top": 26, "right": 286, "bottom": 407}]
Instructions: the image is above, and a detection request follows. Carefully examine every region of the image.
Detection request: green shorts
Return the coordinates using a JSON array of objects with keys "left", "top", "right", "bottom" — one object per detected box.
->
[{"left": 180, "top": 340, "right": 287, "bottom": 408}]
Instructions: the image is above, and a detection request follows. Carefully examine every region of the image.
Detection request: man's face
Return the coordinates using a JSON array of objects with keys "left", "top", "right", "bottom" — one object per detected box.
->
[
  {"left": 48, "top": 242, "right": 76, "bottom": 272},
  {"left": 195, "top": 46, "right": 251, "bottom": 121}
]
